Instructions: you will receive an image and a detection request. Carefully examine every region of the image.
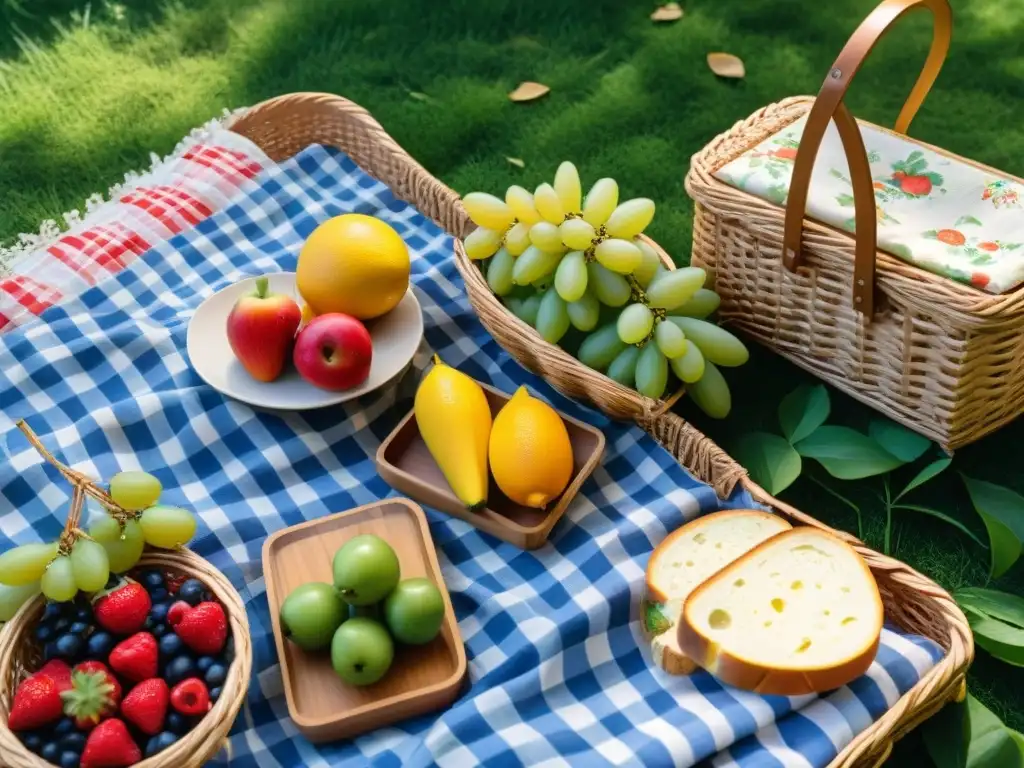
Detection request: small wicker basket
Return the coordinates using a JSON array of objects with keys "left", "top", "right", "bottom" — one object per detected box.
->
[
  {"left": 226, "top": 91, "right": 972, "bottom": 768},
  {"left": 686, "top": 0, "right": 1024, "bottom": 451},
  {"left": 0, "top": 423, "right": 252, "bottom": 768}
]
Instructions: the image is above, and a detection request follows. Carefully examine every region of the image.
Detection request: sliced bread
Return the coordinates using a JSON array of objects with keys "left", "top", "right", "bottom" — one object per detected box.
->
[
  {"left": 678, "top": 527, "right": 884, "bottom": 696},
  {"left": 641, "top": 509, "right": 791, "bottom": 674}
]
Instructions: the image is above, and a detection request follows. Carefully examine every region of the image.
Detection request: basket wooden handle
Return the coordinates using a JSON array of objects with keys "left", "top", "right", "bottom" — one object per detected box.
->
[{"left": 781, "top": 0, "right": 952, "bottom": 317}]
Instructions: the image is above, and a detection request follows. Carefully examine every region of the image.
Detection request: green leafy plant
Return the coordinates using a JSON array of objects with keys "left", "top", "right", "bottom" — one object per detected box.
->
[
  {"left": 735, "top": 382, "right": 1024, "bottom": 766},
  {"left": 923, "top": 694, "right": 1024, "bottom": 768}
]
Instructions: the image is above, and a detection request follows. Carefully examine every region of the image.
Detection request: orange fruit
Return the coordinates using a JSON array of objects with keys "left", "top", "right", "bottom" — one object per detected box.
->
[{"left": 296, "top": 214, "right": 410, "bottom": 320}]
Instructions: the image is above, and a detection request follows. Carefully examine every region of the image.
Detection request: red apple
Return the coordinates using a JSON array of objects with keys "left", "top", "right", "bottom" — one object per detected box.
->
[
  {"left": 293, "top": 313, "right": 373, "bottom": 390},
  {"left": 226, "top": 276, "right": 302, "bottom": 382}
]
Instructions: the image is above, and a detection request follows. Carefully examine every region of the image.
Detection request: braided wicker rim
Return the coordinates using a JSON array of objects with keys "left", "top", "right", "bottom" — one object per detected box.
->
[
  {"left": 225, "top": 92, "right": 973, "bottom": 767},
  {"left": 454, "top": 234, "right": 685, "bottom": 422},
  {"left": 686, "top": 95, "right": 1024, "bottom": 330},
  {"left": 0, "top": 425, "right": 253, "bottom": 768}
]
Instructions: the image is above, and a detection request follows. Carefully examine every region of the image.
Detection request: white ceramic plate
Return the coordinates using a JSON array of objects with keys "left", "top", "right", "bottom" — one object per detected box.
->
[{"left": 187, "top": 272, "right": 423, "bottom": 410}]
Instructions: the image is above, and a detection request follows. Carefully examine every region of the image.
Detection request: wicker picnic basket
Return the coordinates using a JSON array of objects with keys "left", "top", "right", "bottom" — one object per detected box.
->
[
  {"left": 686, "top": 0, "right": 1024, "bottom": 452},
  {"left": 0, "top": 423, "right": 252, "bottom": 768},
  {"left": 225, "top": 91, "right": 972, "bottom": 767}
]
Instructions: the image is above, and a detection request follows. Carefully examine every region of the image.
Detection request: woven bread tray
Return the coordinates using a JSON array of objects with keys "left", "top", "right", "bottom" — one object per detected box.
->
[
  {"left": 0, "top": 423, "right": 253, "bottom": 768},
  {"left": 225, "top": 91, "right": 973, "bottom": 767},
  {"left": 686, "top": 0, "right": 1024, "bottom": 452}
]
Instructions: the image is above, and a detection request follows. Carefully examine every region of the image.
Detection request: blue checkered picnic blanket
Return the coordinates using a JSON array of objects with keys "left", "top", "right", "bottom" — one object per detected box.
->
[{"left": 0, "top": 144, "right": 944, "bottom": 767}]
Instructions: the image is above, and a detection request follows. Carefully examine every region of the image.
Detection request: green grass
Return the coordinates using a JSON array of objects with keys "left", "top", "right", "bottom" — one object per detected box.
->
[{"left": 1, "top": 0, "right": 1023, "bottom": 761}]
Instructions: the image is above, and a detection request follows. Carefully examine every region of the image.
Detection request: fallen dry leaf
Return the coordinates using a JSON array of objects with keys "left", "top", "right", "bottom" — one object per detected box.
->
[
  {"left": 651, "top": 3, "right": 683, "bottom": 21},
  {"left": 506, "top": 157, "right": 526, "bottom": 168},
  {"left": 707, "top": 52, "right": 745, "bottom": 79},
  {"left": 508, "top": 81, "right": 550, "bottom": 102}
]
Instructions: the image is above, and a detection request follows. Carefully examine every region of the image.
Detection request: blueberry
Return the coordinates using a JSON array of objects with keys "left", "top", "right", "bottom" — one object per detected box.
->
[
  {"left": 205, "top": 663, "right": 227, "bottom": 687},
  {"left": 177, "top": 580, "right": 204, "bottom": 607},
  {"left": 54, "top": 634, "right": 85, "bottom": 661},
  {"left": 196, "top": 656, "right": 215, "bottom": 674},
  {"left": 54, "top": 717, "right": 76, "bottom": 737},
  {"left": 164, "top": 655, "right": 196, "bottom": 686},
  {"left": 143, "top": 615, "right": 156, "bottom": 631},
  {"left": 209, "top": 686, "right": 222, "bottom": 702},
  {"left": 43, "top": 642, "right": 59, "bottom": 661},
  {"left": 159, "top": 634, "right": 184, "bottom": 658},
  {"left": 164, "top": 711, "right": 189, "bottom": 735},
  {"left": 68, "top": 621, "right": 90, "bottom": 635},
  {"left": 59, "top": 732, "right": 86, "bottom": 751},
  {"left": 34, "top": 624, "right": 55, "bottom": 643},
  {"left": 86, "top": 631, "right": 116, "bottom": 659},
  {"left": 22, "top": 732, "right": 43, "bottom": 753},
  {"left": 74, "top": 606, "right": 92, "bottom": 622},
  {"left": 140, "top": 569, "right": 165, "bottom": 590},
  {"left": 224, "top": 636, "right": 235, "bottom": 663},
  {"left": 42, "top": 602, "right": 62, "bottom": 623},
  {"left": 150, "top": 603, "right": 169, "bottom": 624},
  {"left": 145, "top": 731, "right": 178, "bottom": 757},
  {"left": 152, "top": 623, "right": 169, "bottom": 638},
  {"left": 60, "top": 751, "right": 80, "bottom": 768},
  {"left": 42, "top": 742, "right": 60, "bottom": 762},
  {"left": 54, "top": 618, "right": 70, "bottom": 633},
  {"left": 104, "top": 574, "right": 119, "bottom": 589}
]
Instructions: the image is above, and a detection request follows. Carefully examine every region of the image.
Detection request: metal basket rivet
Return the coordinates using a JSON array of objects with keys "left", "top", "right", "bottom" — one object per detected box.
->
[{"left": 831, "top": 68, "right": 842, "bottom": 79}]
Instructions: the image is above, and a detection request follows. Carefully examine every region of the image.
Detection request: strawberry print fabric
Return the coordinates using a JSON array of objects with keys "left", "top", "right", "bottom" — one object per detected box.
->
[
  {"left": 0, "top": 128, "right": 270, "bottom": 334},
  {"left": 715, "top": 114, "right": 1024, "bottom": 294}
]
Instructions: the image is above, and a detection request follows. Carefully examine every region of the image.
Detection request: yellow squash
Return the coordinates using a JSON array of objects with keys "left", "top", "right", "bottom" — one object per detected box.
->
[
  {"left": 414, "top": 357, "right": 492, "bottom": 510},
  {"left": 489, "top": 386, "right": 574, "bottom": 508}
]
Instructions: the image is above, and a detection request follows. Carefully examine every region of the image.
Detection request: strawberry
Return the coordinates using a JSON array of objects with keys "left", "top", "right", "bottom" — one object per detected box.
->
[
  {"left": 93, "top": 581, "right": 151, "bottom": 635},
  {"left": 172, "top": 602, "right": 228, "bottom": 655},
  {"left": 166, "top": 600, "right": 190, "bottom": 627},
  {"left": 81, "top": 718, "right": 142, "bottom": 767},
  {"left": 121, "top": 678, "right": 169, "bottom": 736},
  {"left": 33, "top": 659, "right": 73, "bottom": 691},
  {"left": 61, "top": 661, "right": 122, "bottom": 730},
  {"left": 108, "top": 632, "right": 158, "bottom": 683},
  {"left": 169, "top": 678, "right": 210, "bottom": 716},
  {"left": 8, "top": 674, "right": 64, "bottom": 731}
]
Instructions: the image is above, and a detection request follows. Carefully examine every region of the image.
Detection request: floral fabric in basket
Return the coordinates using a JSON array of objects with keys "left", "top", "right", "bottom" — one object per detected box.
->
[
  {"left": 0, "top": 144, "right": 943, "bottom": 767},
  {"left": 715, "top": 114, "right": 1024, "bottom": 293}
]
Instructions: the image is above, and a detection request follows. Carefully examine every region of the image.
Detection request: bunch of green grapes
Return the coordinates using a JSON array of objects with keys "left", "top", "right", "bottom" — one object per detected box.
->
[
  {"left": 462, "top": 162, "right": 749, "bottom": 418},
  {"left": 0, "top": 470, "right": 198, "bottom": 607}
]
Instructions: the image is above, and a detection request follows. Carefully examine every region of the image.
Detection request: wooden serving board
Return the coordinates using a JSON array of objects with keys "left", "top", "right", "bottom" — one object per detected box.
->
[
  {"left": 262, "top": 499, "right": 467, "bottom": 742},
  {"left": 375, "top": 381, "right": 605, "bottom": 549}
]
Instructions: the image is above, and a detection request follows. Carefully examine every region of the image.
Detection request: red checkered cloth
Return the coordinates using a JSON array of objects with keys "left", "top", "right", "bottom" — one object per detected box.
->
[{"left": 0, "top": 125, "right": 271, "bottom": 332}]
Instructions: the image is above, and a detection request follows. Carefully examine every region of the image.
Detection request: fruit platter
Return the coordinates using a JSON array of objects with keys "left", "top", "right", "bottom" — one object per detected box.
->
[{"left": 187, "top": 214, "right": 424, "bottom": 410}]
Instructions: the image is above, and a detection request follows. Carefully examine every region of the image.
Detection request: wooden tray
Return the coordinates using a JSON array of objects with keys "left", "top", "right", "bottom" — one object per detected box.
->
[
  {"left": 375, "top": 381, "right": 605, "bottom": 549},
  {"left": 262, "top": 498, "right": 467, "bottom": 742}
]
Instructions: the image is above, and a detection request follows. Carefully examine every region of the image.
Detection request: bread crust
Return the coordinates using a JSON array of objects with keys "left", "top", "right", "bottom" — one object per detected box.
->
[
  {"left": 643, "top": 509, "right": 789, "bottom": 676},
  {"left": 677, "top": 528, "right": 884, "bottom": 696}
]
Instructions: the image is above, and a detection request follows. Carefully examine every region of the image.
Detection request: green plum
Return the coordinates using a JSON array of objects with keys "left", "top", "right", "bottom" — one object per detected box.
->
[
  {"left": 279, "top": 582, "right": 347, "bottom": 651},
  {"left": 384, "top": 578, "right": 445, "bottom": 645},
  {"left": 331, "top": 618, "right": 394, "bottom": 686},
  {"left": 332, "top": 535, "right": 400, "bottom": 606}
]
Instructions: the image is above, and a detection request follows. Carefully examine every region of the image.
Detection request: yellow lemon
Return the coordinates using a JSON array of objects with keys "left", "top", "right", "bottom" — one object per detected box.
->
[
  {"left": 296, "top": 214, "right": 410, "bottom": 320},
  {"left": 415, "top": 356, "right": 492, "bottom": 510},
  {"left": 489, "top": 386, "right": 574, "bottom": 508}
]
